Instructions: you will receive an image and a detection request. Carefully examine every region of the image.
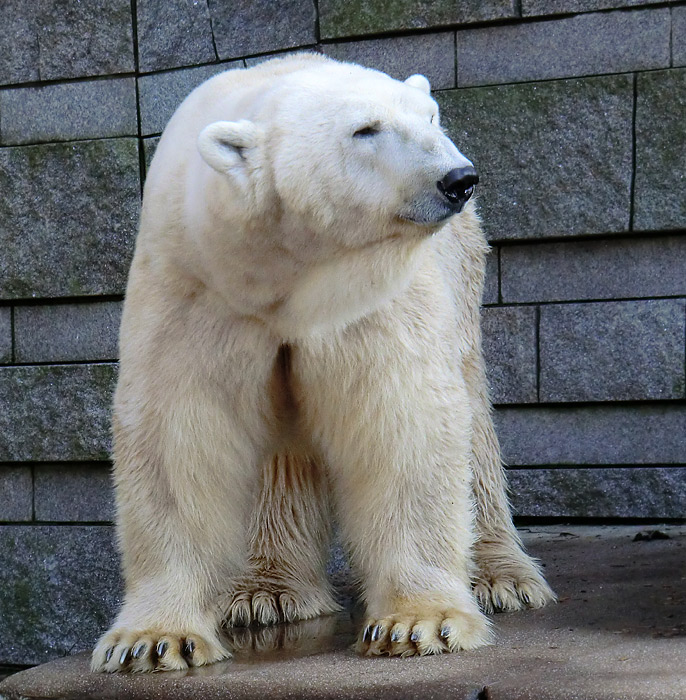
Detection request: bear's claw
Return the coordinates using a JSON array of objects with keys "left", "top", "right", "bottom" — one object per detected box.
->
[
  {"left": 473, "top": 573, "right": 556, "bottom": 614},
  {"left": 91, "top": 629, "right": 229, "bottom": 673},
  {"left": 473, "top": 543, "right": 557, "bottom": 614},
  {"left": 356, "top": 608, "right": 491, "bottom": 657},
  {"left": 222, "top": 581, "right": 341, "bottom": 628}
]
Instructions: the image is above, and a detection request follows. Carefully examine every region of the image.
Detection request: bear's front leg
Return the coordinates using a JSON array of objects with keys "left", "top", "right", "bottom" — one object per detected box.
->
[
  {"left": 91, "top": 296, "right": 279, "bottom": 673},
  {"left": 295, "top": 284, "right": 491, "bottom": 657}
]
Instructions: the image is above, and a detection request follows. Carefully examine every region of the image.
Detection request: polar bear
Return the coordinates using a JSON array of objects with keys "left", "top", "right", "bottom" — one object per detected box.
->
[{"left": 91, "top": 53, "right": 555, "bottom": 673}]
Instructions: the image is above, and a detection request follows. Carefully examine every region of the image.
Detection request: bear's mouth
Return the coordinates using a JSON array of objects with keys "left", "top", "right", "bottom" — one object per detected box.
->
[
  {"left": 397, "top": 211, "right": 454, "bottom": 227},
  {"left": 397, "top": 194, "right": 464, "bottom": 227}
]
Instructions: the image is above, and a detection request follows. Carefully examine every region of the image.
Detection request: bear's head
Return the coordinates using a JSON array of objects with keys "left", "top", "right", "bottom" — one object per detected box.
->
[{"left": 197, "top": 60, "right": 477, "bottom": 250}]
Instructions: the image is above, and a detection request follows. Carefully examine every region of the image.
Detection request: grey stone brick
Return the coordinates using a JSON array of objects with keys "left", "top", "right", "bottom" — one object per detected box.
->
[
  {"left": 0, "top": 79, "right": 137, "bottom": 146},
  {"left": 244, "top": 49, "right": 314, "bottom": 68},
  {"left": 501, "top": 235, "right": 686, "bottom": 303},
  {"left": 34, "top": 465, "right": 114, "bottom": 523},
  {"left": 0, "top": 468, "right": 32, "bottom": 522},
  {"left": 522, "top": 0, "right": 672, "bottom": 17},
  {"left": 0, "top": 364, "right": 116, "bottom": 462},
  {"left": 0, "top": 139, "right": 139, "bottom": 300},
  {"left": 209, "top": 0, "right": 316, "bottom": 60},
  {"left": 319, "top": 0, "right": 516, "bottom": 39},
  {"left": 482, "top": 306, "right": 538, "bottom": 404},
  {"left": 0, "top": 308, "right": 10, "bottom": 363},
  {"left": 323, "top": 33, "right": 455, "bottom": 90},
  {"left": 0, "top": 525, "right": 121, "bottom": 665},
  {"left": 36, "top": 0, "right": 134, "bottom": 81},
  {"left": 539, "top": 300, "right": 685, "bottom": 402},
  {"left": 137, "top": 0, "right": 216, "bottom": 72},
  {"left": 138, "top": 62, "right": 243, "bottom": 136},
  {"left": 634, "top": 69, "right": 686, "bottom": 231},
  {"left": 483, "top": 247, "right": 498, "bottom": 305},
  {"left": 457, "top": 9, "right": 670, "bottom": 87},
  {"left": 437, "top": 76, "right": 633, "bottom": 241},
  {"left": 244, "top": 49, "right": 315, "bottom": 68},
  {"left": 14, "top": 302, "right": 122, "bottom": 363},
  {"left": 0, "top": 0, "right": 39, "bottom": 85},
  {"left": 674, "top": 7, "right": 686, "bottom": 67},
  {"left": 0, "top": 2, "right": 134, "bottom": 85},
  {"left": 143, "top": 137, "right": 161, "bottom": 174},
  {"left": 494, "top": 404, "right": 686, "bottom": 466},
  {"left": 509, "top": 466, "right": 686, "bottom": 519}
]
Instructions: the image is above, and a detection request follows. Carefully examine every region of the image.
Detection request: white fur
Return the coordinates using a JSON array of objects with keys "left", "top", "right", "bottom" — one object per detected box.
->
[
  {"left": 92, "top": 54, "right": 555, "bottom": 673},
  {"left": 405, "top": 73, "right": 431, "bottom": 94}
]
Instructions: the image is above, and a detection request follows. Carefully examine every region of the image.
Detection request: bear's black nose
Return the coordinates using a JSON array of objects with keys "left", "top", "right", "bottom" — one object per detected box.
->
[{"left": 437, "top": 166, "right": 479, "bottom": 210}]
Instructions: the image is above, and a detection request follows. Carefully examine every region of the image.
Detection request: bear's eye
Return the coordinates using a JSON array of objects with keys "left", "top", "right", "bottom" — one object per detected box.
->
[
  {"left": 430, "top": 113, "right": 438, "bottom": 124},
  {"left": 353, "top": 125, "right": 380, "bottom": 138}
]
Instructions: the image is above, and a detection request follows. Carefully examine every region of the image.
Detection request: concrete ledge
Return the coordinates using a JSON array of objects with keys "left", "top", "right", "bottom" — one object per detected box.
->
[{"left": 2, "top": 525, "right": 685, "bottom": 699}]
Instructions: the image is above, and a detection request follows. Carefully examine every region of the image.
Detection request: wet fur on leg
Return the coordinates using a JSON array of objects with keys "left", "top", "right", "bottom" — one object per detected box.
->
[{"left": 219, "top": 452, "right": 340, "bottom": 628}]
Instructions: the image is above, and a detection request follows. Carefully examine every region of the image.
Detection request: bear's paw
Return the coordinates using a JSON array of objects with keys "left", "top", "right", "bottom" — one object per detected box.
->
[
  {"left": 221, "top": 579, "right": 341, "bottom": 628},
  {"left": 356, "top": 607, "right": 491, "bottom": 657},
  {"left": 473, "top": 542, "right": 557, "bottom": 614},
  {"left": 90, "top": 628, "right": 229, "bottom": 673}
]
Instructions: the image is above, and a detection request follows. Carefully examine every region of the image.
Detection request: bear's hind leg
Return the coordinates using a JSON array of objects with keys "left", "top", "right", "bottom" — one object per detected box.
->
[
  {"left": 220, "top": 452, "right": 340, "bottom": 627},
  {"left": 463, "top": 349, "right": 556, "bottom": 613}
]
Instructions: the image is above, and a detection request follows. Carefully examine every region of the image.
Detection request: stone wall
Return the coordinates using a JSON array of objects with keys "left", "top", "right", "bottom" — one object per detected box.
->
[{"left": 1, "top": 0, "right": 685, "bottom": 667}]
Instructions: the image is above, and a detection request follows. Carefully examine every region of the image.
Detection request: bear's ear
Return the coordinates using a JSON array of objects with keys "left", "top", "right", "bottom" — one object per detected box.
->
[
  {"left": 404, "top": 74, "right": 431, "bottom": 95},
  {"left": 197, "top": 120, "right": 262, "bottom": 175}
]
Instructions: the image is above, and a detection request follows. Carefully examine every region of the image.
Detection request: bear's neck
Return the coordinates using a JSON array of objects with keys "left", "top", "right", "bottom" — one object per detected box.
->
[
  {"left": 183, "top": 197, "right": 434, "bottom": 339},
  {"left": 266, "top": 233, "right": 432, "bottom": 340}
]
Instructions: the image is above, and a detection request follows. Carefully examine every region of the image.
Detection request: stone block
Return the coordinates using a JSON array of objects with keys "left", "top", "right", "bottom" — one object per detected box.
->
[
  {"left": 634, "top": 69, "right": 686, "bottom": 231},
  {"left": 244, "top": 49, "right": 312, "bottom": 67},
  {"left": 509, "top": 466, "right": 686, "bottom": 519},
  {"left": 539, "top": 300, "right": 685, "bottom": 402},
  {"left": 0, "top": 0, "right": 39, "bottom": 85},
  {"left": 137, "top": 0, "right": 216, "bottom": 72},
  {"left": 0, "top": 526, "right": 121, "bottom": 665},
  {"left": 483, "top": 246, "right": 498, "bottom": 305},
  {"left": 0, "top": 468, "right": 32, "bottom": 522},
  {"left": 36, "top": 0, "right": 134, "bottom": 81},
  {"left": 674, "top": 7, "right": 686, "bottom": 67},
  {"left": 481, "top": 306, "right": 538, "bottom": 404},
  {"left": 34, "top": 465, "right": 114, "bottom": 523},
  {"left": 143, "top": 137, "right": 160, "bottom": 174},
  {"left": 0, "top": 364, "right": 117, "bottom": 462},
  {"left": 5, "top": 525, "right": 686, "bottom": 693},
  {"left": 319, "top": 0, "right": 516, "bottom": 39},
  {"left": 208, "top": 0, "right": 316, "bottom": 60},
  {"left": 457, "top": 8, "right": 669, "bottom": 87},
  {"left": 0, "top": 308, "right": 10, "bottom": 363},
  {"left": 323, "top": 33, "right": 455, "bottom": 90},
  {"left": 14, "top": 302, "right": 122, "bottom": 363},
  {"left": 437, "top": 75, "right": 633, "bottom": 241},
  {"left": 0, "top": 79, "right": 137, "bottom": 146},
  {"left": 494, "top": 404, "right": 686, "bottom": 466},
  {"left": 523, "top": 0, "right": 671, "bottom": 17},
  {"left": 501, "top": 234, "right": 686, "bottom": 303},
  {"left": 0, "top": 2, "right": 133, "bottom": 85},
  {"left": 0, "top": 139, "right": 139, "bottom": 300},
  {"left": 138, "top": 62, "right": 243, "bottom": 136}
]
